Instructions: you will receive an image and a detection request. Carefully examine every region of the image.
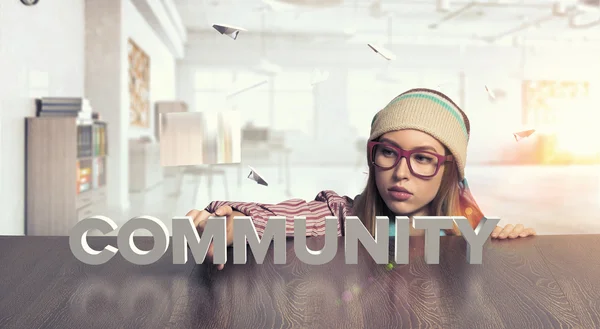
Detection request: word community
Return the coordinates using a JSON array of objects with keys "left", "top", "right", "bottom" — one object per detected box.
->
[{"left": 70, "top": 215, "right": 500, "bottom": 266}]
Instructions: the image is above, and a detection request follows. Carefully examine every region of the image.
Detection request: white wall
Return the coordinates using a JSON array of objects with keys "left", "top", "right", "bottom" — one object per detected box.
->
[
  {"left": 85, "top": 0, "right": 179, "bottom": 213},
  {"left": 86, "top": 0, "right": 131, "bottom": 212},
  {"left": 124, "top": 0, "right": 177, "bottom": 140},
  {"left": 0, "top": 0, "right": 85, "bottom": 235}
]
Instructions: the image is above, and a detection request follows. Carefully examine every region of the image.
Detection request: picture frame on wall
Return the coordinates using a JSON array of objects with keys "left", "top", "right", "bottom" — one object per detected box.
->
[
  {"left": 520, "top": 79, "right": 596, "bottom": 164},
  {"left": 128, "top": 39, "right": 150, "bottom": 128},
  {"left": 521, "top": 80, "right": 589, "bottom": 128}
]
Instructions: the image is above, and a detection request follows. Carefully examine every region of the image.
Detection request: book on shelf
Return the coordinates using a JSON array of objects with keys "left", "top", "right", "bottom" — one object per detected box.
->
[
  {"left": 76, "top": 160, "right": 93, "bottom": 193},
  {"left": 92, "top": 157, "right": 106, "bottom": 189},
  {"left": 76, "top": 121, "right": 108, "bottom": 193},
  {"left": 36, "top": 97, "right": 97, "bottom": 125},
  {"left": 93, "top": 123, "right": 107, "bottom": 157},
  {"left": 77, "top": 125, "right": 93, "bottom": 158},
  {"left": 78, "top": 154, "right": 106, "bottom": 192},
  {"left": 76, "top": 121, "right": 107, "bottom": 158}
]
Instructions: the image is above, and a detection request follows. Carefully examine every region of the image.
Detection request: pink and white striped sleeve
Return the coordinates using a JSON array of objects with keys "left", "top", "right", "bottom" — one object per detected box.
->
[{"left": 204, "top": 190, "right": 355, "bottom": 238}]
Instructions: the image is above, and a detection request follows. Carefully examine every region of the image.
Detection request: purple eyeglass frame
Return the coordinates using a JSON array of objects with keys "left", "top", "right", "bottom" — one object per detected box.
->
[{"left": 367, "top": 141, "right": 454, "bottom": 178}]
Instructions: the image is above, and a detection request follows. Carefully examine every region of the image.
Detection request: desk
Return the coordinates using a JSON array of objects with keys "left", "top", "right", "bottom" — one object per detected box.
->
[{"left": 1, "top": 235, "right": 599, "bottom": 329}]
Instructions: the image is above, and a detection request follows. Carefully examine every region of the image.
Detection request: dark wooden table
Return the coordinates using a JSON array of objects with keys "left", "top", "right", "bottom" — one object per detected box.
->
[{"left": 1, "top": 235, "right": 599, "bottom": 329}]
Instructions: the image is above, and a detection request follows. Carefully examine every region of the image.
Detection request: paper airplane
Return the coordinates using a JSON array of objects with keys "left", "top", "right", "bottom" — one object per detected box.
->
[
  {"left": 310, "top": 69, "right": 329, "bottom": 85},
  {"left": 485, "top": 85, "right": 496, "bottom": 99},
  {"left": 367, "top": 43, "right": 396, "bottom": 60},
  {"left": 513, "top": 129, "right": 536, "bottom": 141},
  {"left": 212, "top": 24, "right": 247, "bottom": 40},
  {"left": 247, "top": 166, "right": 268, "bottom": 186}
]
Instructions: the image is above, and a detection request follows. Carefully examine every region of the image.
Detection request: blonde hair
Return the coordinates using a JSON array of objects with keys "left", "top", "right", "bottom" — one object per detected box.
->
[{"left": 352, "top": 146, "right": 463, "bottom": 236}]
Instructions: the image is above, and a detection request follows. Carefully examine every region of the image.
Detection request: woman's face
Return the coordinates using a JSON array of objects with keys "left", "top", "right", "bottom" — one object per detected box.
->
[{"left": 373, "top": 129, "right": 446, "bottom": 217}]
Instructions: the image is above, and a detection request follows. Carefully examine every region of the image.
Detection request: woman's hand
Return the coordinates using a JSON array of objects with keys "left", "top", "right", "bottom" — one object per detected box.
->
[
  {"left": 186, "top": 205, "right": 245, "bottom": 270},
  {"left": 491, "top": 224, "right": 536, "bottom": 239}
]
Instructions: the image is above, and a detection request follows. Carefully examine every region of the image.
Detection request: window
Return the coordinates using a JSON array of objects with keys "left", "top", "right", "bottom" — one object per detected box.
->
[
  {"left": 194, "top": 70, "right": 233, "bottom": 91},
  {"left": 272, "top": 71, "right": 313, "bottom": 134},
  {"left": 195, "top": 91, "right": 228, "bottom": 114},
  {"left": 232, "top": 89, "right": 270, "bottom": 128},
  {"left": 421, "top": 70, "right": 461, "bottom": 105},
  {"left": 346, "top": 69, "right": 401, "bottom": 138},
  {"left": 193, "top": 69, "right": 232, "bottom": 114},
  {"left": 193, "top": 70, "right": 270, "bottom": 127},
  {"left": 274, "top": 71, "right": 311, "bottom": 91},
  {"left": 231, "top": 71, "right": 270, "bottom": 127},
  {"left": 522, "top": 80, "right": 590, "bottom": 128},
  {"left": 273, "top": 91, "right": 313, "bottom": 133},
  {"left": 347, "top": 69, "right": 461, "bottom": 138}
]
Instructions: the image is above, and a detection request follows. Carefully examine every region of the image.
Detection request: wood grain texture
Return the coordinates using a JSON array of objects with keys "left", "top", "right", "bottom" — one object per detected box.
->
[
  {"left": 26, "top": 117, "right": 77, "bottom": 236},
  {"left": 25, "top": 117, "right": 108, "bottom": 236},
  {"left": 435, "top": 236, "right": 582, "bottom": 329},
  {"left": 0, "top": 235, "right": 599, "bottom": 329},
  {"left": 533, "top": 235, "right": 600, "bottom": 329}
]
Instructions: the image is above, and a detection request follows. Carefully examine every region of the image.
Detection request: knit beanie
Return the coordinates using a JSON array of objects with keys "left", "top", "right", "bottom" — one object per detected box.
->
[{"left": 369, "top": 88, "right": 470, "bottom": 180}]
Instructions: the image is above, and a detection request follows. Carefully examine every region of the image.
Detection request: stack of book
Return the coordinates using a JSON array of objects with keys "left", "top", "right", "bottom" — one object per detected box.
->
[
  {"left": 36, "top": 97, "right": 95, "bottom": 125},
  {"left": 77, "top": 125, "right": 93, "bottom": 158}
]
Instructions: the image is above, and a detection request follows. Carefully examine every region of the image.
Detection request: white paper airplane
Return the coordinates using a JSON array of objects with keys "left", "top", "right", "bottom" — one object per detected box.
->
[
  {"left": 513, "top": 129, "right": 536, "bottom": 141},
  {"left": 212, "top": 24, "right": 247, "bottom": 40},
  {"left": 367, "top": 43, "right": 396, "bottom": 60},
  {"left": 310, "top": 69, "right": 329, "bottom": 85},
  {"left": 485, "top": 85, "right": 496, "bottom": 99},
  {"left": 247, "top": 166, "right": 268, "bottom": 186}
]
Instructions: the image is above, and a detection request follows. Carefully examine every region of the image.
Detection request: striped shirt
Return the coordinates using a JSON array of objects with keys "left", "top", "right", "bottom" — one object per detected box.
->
[
  {"left": 204, "top": 190, "right": 451, "bottom": 238},
  {"left": 205, "top": 190, "right": 352, "bottom": 238}
]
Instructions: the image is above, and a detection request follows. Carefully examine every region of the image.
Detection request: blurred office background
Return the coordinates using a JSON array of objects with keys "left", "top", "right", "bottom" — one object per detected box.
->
[{"left": 1, "top": 0, "right": 600, "bottom": 236}]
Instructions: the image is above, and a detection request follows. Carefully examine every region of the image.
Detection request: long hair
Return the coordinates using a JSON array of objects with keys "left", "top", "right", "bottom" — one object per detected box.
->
[{"left": 352, "top": 146, "right": 465, "bottom": 236}]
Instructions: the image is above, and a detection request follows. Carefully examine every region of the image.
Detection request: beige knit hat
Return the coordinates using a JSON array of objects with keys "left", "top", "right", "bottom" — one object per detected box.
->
[{"left": 369, "top": 88, "right": 471, "bottom": 179}]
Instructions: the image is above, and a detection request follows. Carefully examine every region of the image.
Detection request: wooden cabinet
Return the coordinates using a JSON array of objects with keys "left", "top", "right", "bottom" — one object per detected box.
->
[{"left": 25, "top": 117, "right": 108, "bottom": 236}]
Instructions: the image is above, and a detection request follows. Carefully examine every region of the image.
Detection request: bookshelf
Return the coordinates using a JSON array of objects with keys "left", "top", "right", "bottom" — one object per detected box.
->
[{"left": 25, "top": 117, "right": 108, "bottom": 236}]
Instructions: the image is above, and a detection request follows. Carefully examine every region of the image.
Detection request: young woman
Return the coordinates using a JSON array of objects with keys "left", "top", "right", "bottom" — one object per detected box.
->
[{"left": 186, "top": 88, "right": 536, "bottom": 270}]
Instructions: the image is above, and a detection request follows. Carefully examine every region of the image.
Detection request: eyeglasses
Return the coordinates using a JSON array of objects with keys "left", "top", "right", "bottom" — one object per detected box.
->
[{"left": 367, "top": 141, "right": 453, "bottom": 178}]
